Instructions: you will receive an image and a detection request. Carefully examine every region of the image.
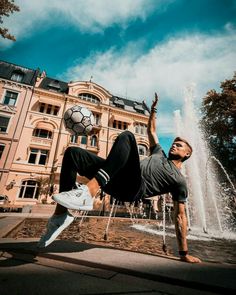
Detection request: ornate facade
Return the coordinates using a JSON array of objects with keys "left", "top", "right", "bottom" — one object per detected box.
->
[{"left": 0, "top": 60, "right": 150, "bottom": 207}]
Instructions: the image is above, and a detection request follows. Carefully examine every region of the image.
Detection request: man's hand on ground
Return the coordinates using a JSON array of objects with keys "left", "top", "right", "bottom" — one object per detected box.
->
[{"left": 180, "top": 254, "right": 202, "bottom": 263}]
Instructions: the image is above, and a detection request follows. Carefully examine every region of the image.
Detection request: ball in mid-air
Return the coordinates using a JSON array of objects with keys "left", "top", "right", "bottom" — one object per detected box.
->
[{"left": 63, "top": 105, "right": 95, "bottom": 135}]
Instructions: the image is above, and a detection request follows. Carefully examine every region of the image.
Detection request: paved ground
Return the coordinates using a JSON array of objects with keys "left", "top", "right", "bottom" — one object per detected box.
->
[{"left": 0, "top": 214, "right": 236, "bottom": 295}]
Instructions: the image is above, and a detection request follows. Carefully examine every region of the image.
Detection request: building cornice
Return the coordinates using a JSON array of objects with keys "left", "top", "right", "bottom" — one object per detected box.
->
[
  {"left": 34, "top": 88, "right": 65, "bottom": 102},
  {"left": 0, "top": 78, "right": 33, "bottom": 90}
]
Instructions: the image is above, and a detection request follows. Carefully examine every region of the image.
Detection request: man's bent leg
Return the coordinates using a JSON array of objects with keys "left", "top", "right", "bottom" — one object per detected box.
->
[
  {"left": 53, "top": 131, "right": 141, "bottom": 210},
  {"left": 59, "top": 146, "right": 105, "bottom": 192},
  {"left": 53, "top": 146, "right": 105, "bottom": 210}
]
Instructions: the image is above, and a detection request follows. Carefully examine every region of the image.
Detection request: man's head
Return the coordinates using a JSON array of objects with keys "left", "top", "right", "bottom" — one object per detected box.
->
[{"left": 168, "top": 137, "right": 193, "bottom": 162}]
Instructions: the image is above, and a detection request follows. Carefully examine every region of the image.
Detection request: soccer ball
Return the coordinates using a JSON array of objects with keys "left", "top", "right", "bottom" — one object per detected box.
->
[{"left": 63, "top": 105, "right": 95, "bottom": 135}]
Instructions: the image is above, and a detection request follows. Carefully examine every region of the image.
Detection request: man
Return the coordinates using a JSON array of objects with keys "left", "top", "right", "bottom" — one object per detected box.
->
[{"left": 38, "top": 93, "right": 201, "bottom": 263}]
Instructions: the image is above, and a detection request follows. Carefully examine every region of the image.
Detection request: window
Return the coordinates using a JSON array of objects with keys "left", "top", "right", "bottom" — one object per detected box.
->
[
  {"left": 38, "top": 103, "right": 60, "bottom": 116},
  {"left": 91, "top": 135, "right": 97, "bottom": 147},
  {"left": 114, "top": 98, "right": 125, "bottom": 109},
  {"left": 48, "top": 80, "right": 61, "bottom": 91},
  {"left": 33, "top": 128, "right": 52, "bottom": 139},
  {"left": 46, "top": 104, "right": 52, "bottom": 114},
  {"left": 3, "top": 91, "right": 18, "bottom": 106},
  {"left": 138, "top": 144, "right": 148, "bottom": 156},
  {"left": 28, "top": 148, "right": 49, "bottom": 165},
  {"left": 112, "top": 120, "right": 127, "bottom": 130},
  {"left": 135, "top": 123, "right": 147, "bottom": 135},
  {"left": 78, "top": 93, "right": 100, "bottom": 104},
  {"left": 81, "top": 136, "right": 87, "bottom": 145},
  {"left": 53, "top": 106, "right": 60, "bottom": 116},
  {"left": 11, "top": 71, "right": 24, "bottom": 83},
  {"left": 0, "top": 144, "right": 5, "bottom": 159},
  {"left": 39, "top": 103, "right": 46, "bottom": 113},
  {"left": 134, "top": 104, "right": 145, "bottom": 114},
  {"left": 18, "top": 180, "right": 39, "bottom": 199},
  {"left": 0, "top": 116, "right": 10, "bottom": 132},
  {"left": 70, "top": 134, "right": 79, "bottom": 143},
  {"left": 93, "top": 113, "right": 100, "bottom": 125}
]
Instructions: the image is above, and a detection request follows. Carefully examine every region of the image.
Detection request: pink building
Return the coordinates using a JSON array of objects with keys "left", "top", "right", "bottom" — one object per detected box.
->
[
  {"left": 0, "top": 61, "right": 38, "bottom": 206},
  {"left": 0, "top": 61, "right": 150, "bottom": 208}
]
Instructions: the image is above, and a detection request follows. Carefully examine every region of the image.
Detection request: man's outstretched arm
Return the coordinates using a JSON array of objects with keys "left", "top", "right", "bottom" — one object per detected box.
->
[
  {"left": 173, "top": 201, "right": 201, "bottom": 263},
  {"left": 147, "top": 92, "right": 159, "bottom": 148}
]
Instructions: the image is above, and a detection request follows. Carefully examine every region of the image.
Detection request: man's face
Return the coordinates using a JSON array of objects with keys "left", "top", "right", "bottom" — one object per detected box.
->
[{"left": 168, "top": 141, "right": 190, "bottom": 161}]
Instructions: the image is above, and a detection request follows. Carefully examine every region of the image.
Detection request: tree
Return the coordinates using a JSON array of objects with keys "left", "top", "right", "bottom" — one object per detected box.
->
[
  {"left": 201, "top": 73, "right": 236, "bottom": 183},
  {"left": 36, "top": 176, "right": 57, "bottom": 203},
  {"left": 0, "top": 0, "right": 20, "bottom": 41}
]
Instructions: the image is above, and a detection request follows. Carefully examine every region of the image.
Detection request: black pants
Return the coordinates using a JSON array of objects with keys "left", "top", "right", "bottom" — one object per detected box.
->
[{"left": 59, "top": 131, "right": 144, "bottom": 202}]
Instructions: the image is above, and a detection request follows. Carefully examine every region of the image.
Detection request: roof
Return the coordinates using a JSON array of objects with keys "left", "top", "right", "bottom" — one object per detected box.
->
[
  {"left": 0, "top": 60, "right": 39, "bottom": 86},
  {"left": 39, "top": 77, "right": 69, "bottom": 94},
  {"left": 0, "top": 60, "right": 150, "bottom": 115},
  {"left": 111, "top": 95, "right": 150, "bottom": 115}
]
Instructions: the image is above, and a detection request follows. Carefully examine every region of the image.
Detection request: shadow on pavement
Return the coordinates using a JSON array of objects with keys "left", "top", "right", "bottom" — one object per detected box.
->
[{"left": 0, "top": 240, "right": 106, "bottom": 268}]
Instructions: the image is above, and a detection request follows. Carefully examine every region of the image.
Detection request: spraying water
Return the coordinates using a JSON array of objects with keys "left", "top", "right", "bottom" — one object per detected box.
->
[
  {"left": 173, "top": 85, "right": 235, "bottom": 235},
  {"left": 131, "top": 85, "right": 235, "bottom": 247}
]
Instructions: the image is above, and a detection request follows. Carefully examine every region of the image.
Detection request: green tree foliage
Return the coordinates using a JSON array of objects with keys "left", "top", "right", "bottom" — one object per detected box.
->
[
  {"left": 0, "top": 0, "right": 20, "bottom": 41},
  {"left": 201, "top": 73, "right": 236, "bottom": 182}
]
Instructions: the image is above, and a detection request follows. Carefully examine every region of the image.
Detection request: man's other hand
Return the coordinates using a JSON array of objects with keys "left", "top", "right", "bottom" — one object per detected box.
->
[{"left": 151, "top": 92, "right": 158, "bottom": 109}]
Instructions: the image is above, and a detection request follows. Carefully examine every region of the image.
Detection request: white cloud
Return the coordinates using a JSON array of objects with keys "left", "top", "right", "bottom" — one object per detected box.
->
[
  {"left": 64, "top": 30, "right": 236, "bottom": 104},
  {"left": 62, "top": 30, "right": 236, "bottom": 135},
  {"left": 1, "top": 0, "right": 170, "bottom": 49}
]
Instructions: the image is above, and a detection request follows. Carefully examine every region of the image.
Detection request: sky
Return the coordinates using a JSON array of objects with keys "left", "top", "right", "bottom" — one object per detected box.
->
[{"left": 0, "top": 0, "right": 236, "bottom": 153}]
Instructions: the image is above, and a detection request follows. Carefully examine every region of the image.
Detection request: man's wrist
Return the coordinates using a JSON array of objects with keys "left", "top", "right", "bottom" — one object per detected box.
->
[{"left": 179, "top": 250, "right": 188, "bottom": 256}]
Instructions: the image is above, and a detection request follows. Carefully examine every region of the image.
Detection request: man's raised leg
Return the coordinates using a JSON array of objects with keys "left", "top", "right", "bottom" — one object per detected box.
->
[{"left": 54, "top": 131, "right": 142, "bottom": 210}]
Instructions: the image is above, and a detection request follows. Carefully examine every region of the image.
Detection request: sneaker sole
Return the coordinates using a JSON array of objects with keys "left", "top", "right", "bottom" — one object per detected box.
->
[
  {"left": 38, "top": 216, "right": 74, "bottom": 248},
  {"left": 53, "top": 196, "right": 93, "bottom": 211}
]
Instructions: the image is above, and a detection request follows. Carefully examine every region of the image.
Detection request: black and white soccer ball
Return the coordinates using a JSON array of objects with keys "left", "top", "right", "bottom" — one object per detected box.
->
[{"left": 63, "top": 105, "right": 95, "bottom": 135}]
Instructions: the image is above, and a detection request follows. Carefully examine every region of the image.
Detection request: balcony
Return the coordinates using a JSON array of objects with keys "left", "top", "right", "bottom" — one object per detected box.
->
[
  {"left": 31, "top": 137, "right": 52, "bottom": 147},
  {"left": 87, "top": 144, "right": 99, "bottom": 153},
  {"left": 92, "top": 123, "right": 102, "bottom": 132}
]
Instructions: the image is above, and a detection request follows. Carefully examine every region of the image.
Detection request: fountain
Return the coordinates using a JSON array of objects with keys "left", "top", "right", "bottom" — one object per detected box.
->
[
  {"left": 131, "top": 84, "right": 236, "bottom": 250},
  {"left": 173, "top": 85, "right": 236, "bottom": 238}
]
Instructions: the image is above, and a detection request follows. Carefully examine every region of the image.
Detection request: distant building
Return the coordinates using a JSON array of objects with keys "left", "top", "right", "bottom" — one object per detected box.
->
[{"left": 0, "top": 60, "right": 150, "bottom": 207}]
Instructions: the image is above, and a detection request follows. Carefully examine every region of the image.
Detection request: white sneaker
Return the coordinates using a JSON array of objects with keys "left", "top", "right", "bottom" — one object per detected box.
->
[
  {"left": 37, "top": 212, "right": 74, "bottom": 248},
  {"left": 52, "top": 184, "right": 94, "bottom": 211}
]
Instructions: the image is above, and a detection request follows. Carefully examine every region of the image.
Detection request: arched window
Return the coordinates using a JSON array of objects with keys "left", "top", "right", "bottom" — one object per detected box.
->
[
  {"left": 33, "top": 128, "right": 52, "bottom": 139},
  {"left": 138, "top": 144, "right": 148, "bottom": 156},
  {"left": 11, "top": 70, "right": 24, "bottom": 83},
  {"left": 78, "top": 93, "right": 100, "bottom": 104},
  {"left": 18, "top": 180, "right": 39, "bottom": 199},
  {"left": 91, "top": 135, "right": 97, "bottom": 146},
  {"left": 81, "top": 136, "right": 87, "bottom": 145}
]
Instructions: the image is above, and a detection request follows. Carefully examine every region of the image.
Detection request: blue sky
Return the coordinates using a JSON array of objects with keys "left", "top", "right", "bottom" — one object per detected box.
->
[{"left": 0, "top": 0, "right": 236, "bottom": 153}]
